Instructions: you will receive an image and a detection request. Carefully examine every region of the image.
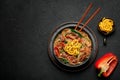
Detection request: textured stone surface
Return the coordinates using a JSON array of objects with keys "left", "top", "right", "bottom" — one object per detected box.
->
[{"left": 0, "top": 0, "right": 120, "bottom": 80}]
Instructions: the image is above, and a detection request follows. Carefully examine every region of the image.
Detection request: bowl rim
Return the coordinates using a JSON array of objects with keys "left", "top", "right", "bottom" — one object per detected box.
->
[{"left": 48, "top": 22, "right": 98, "bottom": 72}]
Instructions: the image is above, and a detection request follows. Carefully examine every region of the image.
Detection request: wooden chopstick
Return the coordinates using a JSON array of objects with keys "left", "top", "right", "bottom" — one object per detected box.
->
[
  {"left": 75, "top": 3, "right": 93, "bottom": 30},
  {"left": 79, "top": 7, "right": 101, "bottom": 32}
]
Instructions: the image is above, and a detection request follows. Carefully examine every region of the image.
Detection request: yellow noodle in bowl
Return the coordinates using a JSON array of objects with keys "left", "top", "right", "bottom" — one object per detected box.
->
[
  {"left": 64, "top": 39, "right": 82, "bottom": 56},
  {"left": 99, "top": 17, "right": 114, "bottom": 33}
]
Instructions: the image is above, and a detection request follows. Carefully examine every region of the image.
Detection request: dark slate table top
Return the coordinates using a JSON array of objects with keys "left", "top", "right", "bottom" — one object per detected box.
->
[{"left": 0, "top": 0, "right": 120, "bottom": 80}]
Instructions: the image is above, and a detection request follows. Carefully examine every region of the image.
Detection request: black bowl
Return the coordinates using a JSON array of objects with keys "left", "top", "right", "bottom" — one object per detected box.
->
[
  {"left": 48, "top": 22, "right": 98, "bottom": 72},
  {"left": 98, "top": 18, "right": 115, "bottom": 45},
  {"left": 98, "top": 18, "right": 115, "bottom": 36}
]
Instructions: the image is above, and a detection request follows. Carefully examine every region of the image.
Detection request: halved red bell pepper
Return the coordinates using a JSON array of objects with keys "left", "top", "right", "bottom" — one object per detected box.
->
[{"left": 95, "top": 52, "right": 118, "bottom": 77}]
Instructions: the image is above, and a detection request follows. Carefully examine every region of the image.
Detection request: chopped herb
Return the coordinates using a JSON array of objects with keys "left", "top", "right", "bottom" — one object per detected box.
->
[
  {"left": 71, "top": 29, "right": 83, "bottom": 38},
  {"left": 64, "top": 40, "right": 67, "bottom": 44},
  {"left": 60, "top": 58, "right": 69, "bottom": 64},
  {"left": 60, "top": 49, "right": 64, "bottom": 53},
  {"left": 80, "top": 44, "right": 83, "bottom": 48}
]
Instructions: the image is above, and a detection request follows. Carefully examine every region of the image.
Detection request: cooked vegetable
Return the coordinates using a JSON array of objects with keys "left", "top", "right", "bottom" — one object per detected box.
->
[
  {"left": 95, "top": 52, "right": 118, "bottom": 77},
  {"left": 71, "top": 29, "right": 83, "bottom": 37},
  {"left": 99, "top": 17, "right": 114, "bottom": 33},
  {"left": 54, "top": 47, "right": 60, "bottom": 57},
  {"left": 60, "top": 58, "right": 69, "bottom": 64}
]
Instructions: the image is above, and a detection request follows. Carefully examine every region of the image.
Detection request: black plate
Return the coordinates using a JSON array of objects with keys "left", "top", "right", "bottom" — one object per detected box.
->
[{"left": 48, "top": 22, "right": 98, "bottom": 72}]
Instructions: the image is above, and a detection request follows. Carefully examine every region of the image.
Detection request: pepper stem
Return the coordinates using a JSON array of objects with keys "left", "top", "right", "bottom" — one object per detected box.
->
[{"left": 98, "top": 69, "right": 103, "bottom": 77}]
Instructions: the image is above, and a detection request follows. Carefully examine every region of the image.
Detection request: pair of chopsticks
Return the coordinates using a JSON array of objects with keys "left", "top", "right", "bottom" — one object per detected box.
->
[{"left": 75, "top": 3, "right": 101, "bottom": 32}]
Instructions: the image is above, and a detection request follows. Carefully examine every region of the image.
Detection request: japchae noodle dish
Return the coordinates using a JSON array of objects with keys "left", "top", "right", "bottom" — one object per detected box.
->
[{"left": 54, "top": 28, "right": 92, "bottom": 65}]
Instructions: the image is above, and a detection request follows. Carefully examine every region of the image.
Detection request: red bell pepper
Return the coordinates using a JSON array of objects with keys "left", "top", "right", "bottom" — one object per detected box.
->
[
  {"left": 54, "top": 42, "right": 65, "bottom": 57},
  {"left": 54, "top": 47, "right": 60, "bottom": 57},
  {"left": 95, "top": 52, "right": 118, "bottom": 77}
]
